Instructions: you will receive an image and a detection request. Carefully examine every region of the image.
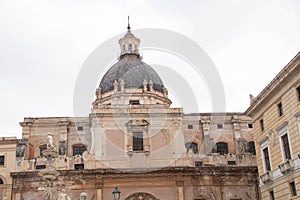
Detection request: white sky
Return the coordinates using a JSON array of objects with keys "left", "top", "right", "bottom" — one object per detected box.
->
[{"left": 0, "top": 0, "right": 299, "bottom": 138}]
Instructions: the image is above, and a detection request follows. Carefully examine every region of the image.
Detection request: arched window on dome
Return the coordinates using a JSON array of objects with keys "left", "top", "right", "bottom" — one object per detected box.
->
[{"left": 0, "top": 178, "right": 4, "bottom": 184}]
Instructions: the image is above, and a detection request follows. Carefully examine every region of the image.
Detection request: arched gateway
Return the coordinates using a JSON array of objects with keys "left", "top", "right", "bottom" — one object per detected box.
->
[{"left": 125, "top": 192, "right": 159, "bottom": 200}]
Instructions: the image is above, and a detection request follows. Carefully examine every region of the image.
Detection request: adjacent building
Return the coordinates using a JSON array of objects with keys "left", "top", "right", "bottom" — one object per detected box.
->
[
  {"left": 0, "top": 136, "right": 17, "bottom": 199},
  {"left": 246, "top": 52, "right": 300, "bottom": 199}
]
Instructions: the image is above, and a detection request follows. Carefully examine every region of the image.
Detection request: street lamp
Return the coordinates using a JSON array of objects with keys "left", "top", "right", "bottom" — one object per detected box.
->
[{"left": 112, "top": 186, "right": 121, "bottom": 200}]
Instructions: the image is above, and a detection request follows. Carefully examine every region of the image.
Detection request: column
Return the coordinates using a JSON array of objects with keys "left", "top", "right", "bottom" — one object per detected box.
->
[
  {"left": 95, "top": 183, "right": 103, "bottom": 200},
  {"left": 176, "top": 181, "right": 184, "bottom": 200}
]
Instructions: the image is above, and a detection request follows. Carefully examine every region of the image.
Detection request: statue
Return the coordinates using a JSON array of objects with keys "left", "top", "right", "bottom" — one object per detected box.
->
[
  {"left": 47, "top": 133, "right": 54, "bottom": 149},
  {"left": 59, "top": 189, "right": 71, "bottom": 200},
  {"left": 16, "top": 144, "right": 26, "bottom": 157},
  {"left": 80, "top": 192, "right": 87, "bottom": 200},
  {"left": 59, "top": 141, "right": 66, "bottom": 155},
  {"left": 44, "top": 184, "right": 52, "bottom": 200},
  {"left": 238, "top": 138, "right": 247, "bottom": 154}
]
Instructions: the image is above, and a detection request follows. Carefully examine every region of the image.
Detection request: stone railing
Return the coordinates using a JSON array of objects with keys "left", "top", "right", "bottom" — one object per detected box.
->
[
  {"left": 202, "top": 153, "right": 257, "bottom": 166},
  {"left": 260, "top": 171, "right": 273, "bottom": 183},
  {"left": 278, "top": 159, "right": 294, "bottom": 174}
]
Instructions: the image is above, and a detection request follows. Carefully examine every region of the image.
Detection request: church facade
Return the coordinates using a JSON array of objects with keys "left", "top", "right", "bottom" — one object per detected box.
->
[{"left": 3, "top": 25, "right": 260, "bottom": 200}]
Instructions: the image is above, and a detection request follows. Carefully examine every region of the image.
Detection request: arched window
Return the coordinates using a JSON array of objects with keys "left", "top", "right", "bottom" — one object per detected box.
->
[
  {"left": 0, "top": 178, "right": 4, "bottom": 184},
  {"left": 213, "top": 142, "right": 228, "bottom": 155},
  {"left": 39, "top": 144, "right": 47, "bottom": 157},
  {"left": 247, "top": 141, "right": 256, "bottom": 155},
  {"left": 185, "top": 142, "right": 198, "bottom": 154},
  {"left": 72, "top": 144, "right": 87, "bottom": 156}
]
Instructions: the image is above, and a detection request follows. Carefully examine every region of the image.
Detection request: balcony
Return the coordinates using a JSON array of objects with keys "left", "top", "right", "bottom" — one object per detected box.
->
[
  {"left": 278, "top": 159, "right": 294, "bottom": 174},
  {"left": 260, "top": 171, "right": 273, "bottom": 183}
]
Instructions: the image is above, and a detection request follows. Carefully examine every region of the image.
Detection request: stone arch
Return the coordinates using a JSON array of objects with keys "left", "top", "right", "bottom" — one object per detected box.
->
[
  {"left": 0, "top": 176, "right": 5, "bottom": 184},
  {"left": 125, "top": 192, "right": 159, "bottom": 200}
]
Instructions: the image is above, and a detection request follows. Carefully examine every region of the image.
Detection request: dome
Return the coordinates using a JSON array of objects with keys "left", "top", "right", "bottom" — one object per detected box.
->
[{"left": 99, "top": 55, "right": 164, "bottom": 93}]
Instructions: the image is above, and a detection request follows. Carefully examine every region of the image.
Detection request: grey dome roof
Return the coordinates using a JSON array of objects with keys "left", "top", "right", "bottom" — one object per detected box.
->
[{"left": 100, "top": 56, "right": 164, "bottom": 93}]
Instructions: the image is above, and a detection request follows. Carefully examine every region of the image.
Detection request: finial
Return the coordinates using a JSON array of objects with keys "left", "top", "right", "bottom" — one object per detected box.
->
[{"left": 127, "top": 15, "right": 131, "bottom": 30}]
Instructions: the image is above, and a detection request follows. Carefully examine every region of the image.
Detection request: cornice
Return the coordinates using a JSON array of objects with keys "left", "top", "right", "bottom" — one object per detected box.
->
[{"left": 246, "top": 52, "right": 300, "bottom": 116}]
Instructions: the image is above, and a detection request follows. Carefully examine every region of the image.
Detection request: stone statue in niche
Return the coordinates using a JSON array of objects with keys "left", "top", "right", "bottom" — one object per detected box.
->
[
  {"left": 237, "top": 138, "right": 248, "bottom": 154},
  {"left": 59, "top": 141, "right": 66, "bottom": 155},
  {"left": 16, "top": 143, "right": 26, "bottom": 157}
]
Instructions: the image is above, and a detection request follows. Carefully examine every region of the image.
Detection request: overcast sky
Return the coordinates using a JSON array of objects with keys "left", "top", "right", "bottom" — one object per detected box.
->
[{"left": 0, "top": 0, "right": 299, "bottom": 138}]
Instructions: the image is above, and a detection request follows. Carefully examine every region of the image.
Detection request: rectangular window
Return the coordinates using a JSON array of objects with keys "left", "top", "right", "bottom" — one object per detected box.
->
[
  {"left": 260, "top": 119, "right": 265, "bottom": 132},
  {"left": 187, "top": 124, "right": 193, "bottom": 129},
  {"left": 247, "top": 141, "right": 256, "bottom": 155},
  {"left": 133, "top": 132, "right": 144, "bottom": 151},
  {"left": 36, "top": 165, "right": 46, "bottom": 170},
  {"left": 217, "top": 124, "right": 223, "bottom": 129},
  {"left": 195, "top": 161, "right": 203, "bottom": 167},
  {"left": 73, "top": 145, "right": 87, "bottom": 156},
  {"left": 248, "top": 124, "right": 253, "bottom": 128},
  {"left": 281, "top": 134, "right": 291, "bottom": 159},
  {"left": 129, "top": 100, "right": 140, "bottom": 105},
  {"left": 0, "top": 156, "right": 4, "bottom": 165},
  {"left": 269, "top": 190, "right": 275, "bottom": 200},
  {"left": 228, "top": 161, "right": 236, "bottom": 165},
  {"left": 278, "top": 102, "right": 283, "bottom": 117},
  {"left": 74, "top": 164, "right": 84, "bottom": 170},
  {"left": 297, "top": 86, "right": 300, "bottom": 101},
  {"left": 290, "top": 181, "right": 297, "bottom": 196},
  {"left": 263, "top": 147, "right": 271, "bottom": 171},
  {"left": 77, "top": 126, "right": 83, "bottom": 131}
]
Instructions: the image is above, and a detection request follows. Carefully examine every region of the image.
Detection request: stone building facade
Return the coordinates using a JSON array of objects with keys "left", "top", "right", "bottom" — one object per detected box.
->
[
  {"left": 0, "top": 136, "right": 17, "bottom": 199},
  {"left": 3, "top": 25, "right": 260, "bottom": 199},
  {"left": 246, "top": 52, "right": 300, "bottom": 200}
]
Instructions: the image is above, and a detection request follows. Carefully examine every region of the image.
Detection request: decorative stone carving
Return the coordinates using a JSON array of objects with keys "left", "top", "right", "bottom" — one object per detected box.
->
[
  {"left": 125, "top": 192, "right": 159, "bottom": 200},
  {"left": 59, "top": 189, "right": 71, "bottom": 200},
  {"left": 144, "top": 145, "right": 150, "bottom": 155},
  {"left": 278, "top": 159, "right": 294, "bottom": 173},
  {"left": 80, "top": 192, "right": 87, "bottom": 200},
  {"left": 237, "top": 138, "right": 247, "bottom": 154},
  {"left": 268, "top": 130, "right": 276, "bottom": 146},
  {"left": 127, "top": 145, "right": 133, "bottom": 156},
  {"left": 162, "top": 129, "right": 170, "bottom": 144},
  {"left": 195, "top": 186, "right": 214, "bottom": 200},
  {"left": 260, "top": 171, "right": 273, "bottom": 183}
]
